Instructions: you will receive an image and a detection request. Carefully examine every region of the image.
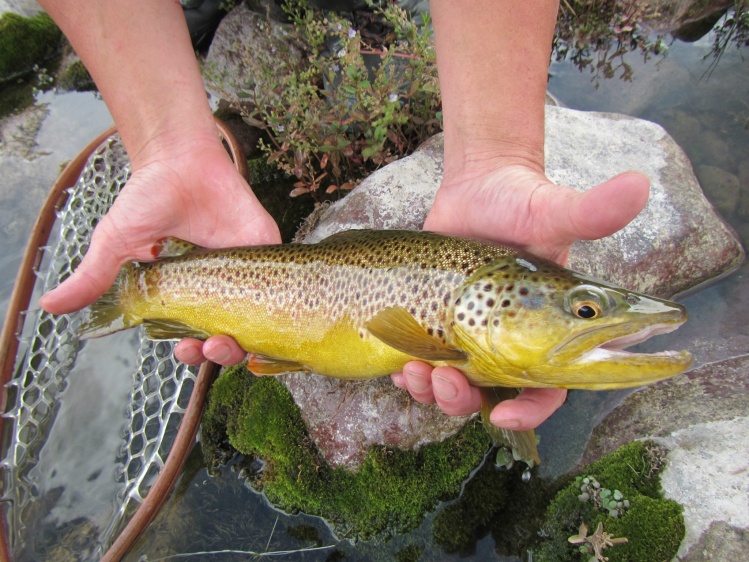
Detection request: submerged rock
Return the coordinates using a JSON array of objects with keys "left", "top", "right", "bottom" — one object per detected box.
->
[{"left": 288, "top": 106, "right": 744, "bottom": 469}]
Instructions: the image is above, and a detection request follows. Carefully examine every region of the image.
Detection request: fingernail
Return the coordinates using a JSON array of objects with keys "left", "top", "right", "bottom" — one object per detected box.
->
[
  {"left": 433, "top": 375, "right": 457, "bottom": 401},
  {"left": 212, "top": 344, "right": 232, "bottom": 364},
  {"left": 491, "top": 416, "right": 521, "bottom": 430},
  {"left": 405, "top": 367, "right": 430, "bottom": 393}
]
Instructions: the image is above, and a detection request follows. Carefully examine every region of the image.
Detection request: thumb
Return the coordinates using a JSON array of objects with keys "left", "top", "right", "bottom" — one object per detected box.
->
[
  {"left": 561, "top": 171, "right": 650, "bottom": 242},
  {"left": 39, "top": 227, "right": 133, "bottom": 315}
]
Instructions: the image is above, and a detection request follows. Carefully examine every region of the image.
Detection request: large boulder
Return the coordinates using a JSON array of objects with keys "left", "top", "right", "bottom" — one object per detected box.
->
[{"left": 285, "top": 106, "right": 744, "bottom": 469}]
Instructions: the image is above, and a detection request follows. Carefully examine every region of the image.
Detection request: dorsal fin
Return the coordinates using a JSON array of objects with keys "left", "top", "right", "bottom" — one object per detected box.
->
[{"left": 365, "top": 307, "right": 466, "bottom": 361}]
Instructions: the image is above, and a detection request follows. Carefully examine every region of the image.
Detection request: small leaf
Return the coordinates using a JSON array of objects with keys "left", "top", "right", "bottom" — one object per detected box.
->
[
  {"left": 325, "top": 184, "right": 338, "bottom": 194},
  {"left": 289, "top": 187, "right": 310, "bottom": 197}
]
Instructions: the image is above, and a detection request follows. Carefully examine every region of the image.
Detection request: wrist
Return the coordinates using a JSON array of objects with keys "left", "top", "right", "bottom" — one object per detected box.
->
[{"left": 441, "top": 124, "right": 546, "bottom": 184}]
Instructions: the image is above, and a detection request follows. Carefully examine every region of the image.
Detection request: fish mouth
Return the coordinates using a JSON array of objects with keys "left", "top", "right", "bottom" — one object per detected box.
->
[{"left": 550, "top": 318, "right": 693, "bottom": 389}]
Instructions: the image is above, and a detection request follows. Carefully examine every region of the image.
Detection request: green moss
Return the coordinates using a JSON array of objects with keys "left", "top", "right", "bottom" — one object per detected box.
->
[
  {"left": 533, "top": 441, "right": 684, "bottom": 562},
  {"left": 202, "top": 365, "right": 490, "bottom": 539},
  {"left": 0, "top": 12, "right": 61, "bottom": 80}
]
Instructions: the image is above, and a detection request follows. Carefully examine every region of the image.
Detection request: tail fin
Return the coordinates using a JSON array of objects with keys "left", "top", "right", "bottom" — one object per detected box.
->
[{"left": 78, "top": 266, "right": 141, "bottom": 339}]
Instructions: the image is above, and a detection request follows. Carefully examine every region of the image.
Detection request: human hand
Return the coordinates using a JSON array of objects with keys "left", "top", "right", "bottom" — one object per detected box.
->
[
  {"left": 39, "top": 129, "right": 280, "bottom": 366},
  {"left": 391, "top": 163, "right": 650, "bottom": 430}
]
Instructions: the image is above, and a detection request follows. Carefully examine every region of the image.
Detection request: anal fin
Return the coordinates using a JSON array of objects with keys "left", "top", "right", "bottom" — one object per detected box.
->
[
  {"left": 480, "top": 387, "right": 540, "bottom": 467},
  {"left": 365, "top": 307, "right": 466, "bottom": 362}
]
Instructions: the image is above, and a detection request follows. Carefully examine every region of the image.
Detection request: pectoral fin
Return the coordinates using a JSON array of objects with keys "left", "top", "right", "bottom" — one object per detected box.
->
[
  {"left": 247, "top": 354, "right": 310, "bottom": 375},
  {"left": 480, "top": 387, "right": 540, "bottom": 467},
  {"left": 366, "top": 307, "right": 466, "bottom": 362}
]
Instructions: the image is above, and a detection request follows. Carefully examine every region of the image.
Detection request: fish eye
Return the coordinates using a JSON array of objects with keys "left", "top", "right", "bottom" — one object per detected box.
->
[
  {"left": 567, "top": 285, "right": 609, "bottom": 319},
  {"left": 572, "top": 301, "right": 602, "bottom": 319}
]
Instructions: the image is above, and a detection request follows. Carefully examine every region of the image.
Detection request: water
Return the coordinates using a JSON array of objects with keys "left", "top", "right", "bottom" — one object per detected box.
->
[{"left": 1, "top": 12, "right": 747, "bottom": 562}]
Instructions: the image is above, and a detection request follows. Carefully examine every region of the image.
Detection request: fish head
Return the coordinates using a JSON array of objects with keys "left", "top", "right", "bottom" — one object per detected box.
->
[{"left": 451, "top": 257, "right": 693, "bottom": 390}]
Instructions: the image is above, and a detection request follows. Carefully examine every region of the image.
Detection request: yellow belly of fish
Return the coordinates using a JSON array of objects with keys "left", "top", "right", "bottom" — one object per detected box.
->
[{"left": 134, "top": 298, "right": 417, "bottom": 379}]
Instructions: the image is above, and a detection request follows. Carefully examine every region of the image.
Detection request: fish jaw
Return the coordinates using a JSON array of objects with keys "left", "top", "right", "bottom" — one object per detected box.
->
[{"left": 544, "top": 312, "right": 693, "bottom": 390}]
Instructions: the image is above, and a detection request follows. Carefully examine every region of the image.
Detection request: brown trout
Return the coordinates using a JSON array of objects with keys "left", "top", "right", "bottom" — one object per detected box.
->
[{"left": 80, "top": 229, "right": 692, "bottom": 464}]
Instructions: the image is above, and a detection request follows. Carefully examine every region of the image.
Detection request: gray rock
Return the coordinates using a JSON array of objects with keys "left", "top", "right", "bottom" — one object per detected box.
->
[
  {"left": 696, "top": 165, "right": 740, "bottom": 218},
  {"left": 682, "top": 522, "right": 749, "bottom": 562},
  {"left": 638, "top": 0, "right": 733, "bottom": 33},
  {"left": 0, "top": 0, "right": 40, "bottom": 17},
  {"left": 656, "top": 418, "right": 749, "bottom": 560},
  {"left": 202, "top": 3, "right": 305, "bottom": 108},
  {"left": 287, "top": 106, "right": 744, "bottom": 468}
]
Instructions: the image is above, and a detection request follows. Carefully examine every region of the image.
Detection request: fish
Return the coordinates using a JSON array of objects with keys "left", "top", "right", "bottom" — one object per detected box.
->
[{"left": 79, "top": 229, "right": 693, "bottom": 464}]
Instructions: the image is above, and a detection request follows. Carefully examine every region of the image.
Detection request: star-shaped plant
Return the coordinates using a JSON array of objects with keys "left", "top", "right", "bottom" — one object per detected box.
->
[{"left": 568, "top": 521, "right": 628, "bottom": 561}]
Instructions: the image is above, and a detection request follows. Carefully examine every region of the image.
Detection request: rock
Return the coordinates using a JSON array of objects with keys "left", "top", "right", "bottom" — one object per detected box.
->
[
  {"left": 738, "top": 161, "right": 749, "bottom": 221},
  {"left": 0, "top": 0, "right": 40, "bottom": 18},
  {"left": 282, "top": 374, "right": 472, "bottom": 469},
  {"left": 682, "top": 522, "right": 749, "bottom": 562},
  {"left": 202, "top": 3, "right": 305, "bottom": 107},
  {"left": 0, "top": 103, "right": 51, "bottom": 247},
  {"left": 696, "top": 165, "right": 740, "bottom": 218},
  {"left": 287, "top": 106, "right": 744, "bottom": 468},
  {"left": 578, "top": 355, "right": 749, "bottom": 560},
  {"left": 638, "top": 0, "right": 733, "bottom": 34},
  {"left": 656, "top": 418, "right": 749, "bottom": 560},
  {"left": 690, "top": 129, "right": 736, "bottom": 170}
]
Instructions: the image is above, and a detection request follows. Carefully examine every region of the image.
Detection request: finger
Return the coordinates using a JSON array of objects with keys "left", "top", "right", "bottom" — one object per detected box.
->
[
  {"left": 489, "top": 387, "right": 567, "bottom": 431},
  {"left": 174, "top": 338, "right": 208, "bottom": 365},
  {"left": 564, "top": 171, "right": 650, "bottom": 241},
  {"left": 431, "top": 366, "right": 483, "bottom": 416},
  {"left": 401, "top": 361, "right": 437, "bottom": 404},
  {"left": 202, "top": 335, "right": 247, "bottom": 366}
]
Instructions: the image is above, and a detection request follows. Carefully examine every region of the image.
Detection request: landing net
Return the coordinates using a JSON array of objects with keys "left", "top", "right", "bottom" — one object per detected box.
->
[{"left": 0, "top": 134, "right": 198, "bottom": 558}]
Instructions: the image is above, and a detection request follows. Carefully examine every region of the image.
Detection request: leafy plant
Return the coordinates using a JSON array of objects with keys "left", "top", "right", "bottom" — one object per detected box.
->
[{"left": 239, "top": 0, "right": 441, "bottom": 198}]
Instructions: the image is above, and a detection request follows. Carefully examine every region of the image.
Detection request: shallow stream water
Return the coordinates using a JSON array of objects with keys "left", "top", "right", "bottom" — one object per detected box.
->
[{"left": 0, "top": 11, "right": 747, "bottom": 562}]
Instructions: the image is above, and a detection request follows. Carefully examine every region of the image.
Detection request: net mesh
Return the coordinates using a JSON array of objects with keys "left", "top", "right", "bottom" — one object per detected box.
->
[{"left": 1, "top": 134, "right": 198, "bottom": 557}]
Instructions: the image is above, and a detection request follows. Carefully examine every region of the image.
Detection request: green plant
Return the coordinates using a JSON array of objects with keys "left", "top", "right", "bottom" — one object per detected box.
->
[
  {"left": 239, "top": 0, "right": 441, "bottom": 198},
  {"left": 577, "top": 475, "right": 630, "bottom": 518}
]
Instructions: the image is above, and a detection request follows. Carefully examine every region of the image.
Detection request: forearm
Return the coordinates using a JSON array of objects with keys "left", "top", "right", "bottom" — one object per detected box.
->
[
  {"left": 431, "top": 0, "right": 559, "bottom": 177},
  {"left": 38, "top": 0, "right": 216, "bottom": 167}
]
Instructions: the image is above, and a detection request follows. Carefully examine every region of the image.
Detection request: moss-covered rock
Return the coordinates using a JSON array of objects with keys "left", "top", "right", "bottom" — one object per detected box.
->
[
  {"left": 533, "top": 440, "right": 685, "bottom": 561},
  {"left": 202, "top": 365, "right": 490, "bottom": 539},
  {"left": 0, "top": 12, "right": 61, "bottom": 81},
  {"left": 57, "top": 58, "right": 96, "bottom": 92}
]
